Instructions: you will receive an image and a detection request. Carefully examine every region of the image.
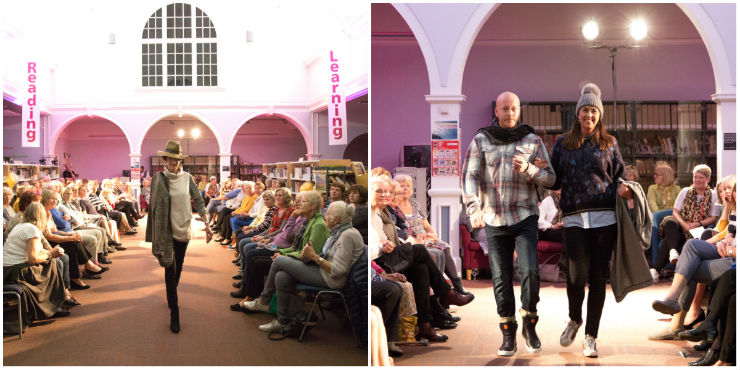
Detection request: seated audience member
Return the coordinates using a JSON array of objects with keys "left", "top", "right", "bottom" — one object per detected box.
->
[
  {"left": 394, "top": 174, "right": 468, "bottom": 296},
  {"left": 235, "top": 188, "right": 294, "bottom": 255},
  {"left": 649, "top": 183, "right": 735, "bottom": 340},
  {"left": 59, "top": 186, "right": 113, "bottom": 264},
  {"left": 122, "top": 182, "right": 142, "bottom": 214},
  {"left": 102, "top": 179, "right": 142, "bottom": 226},
  {"left": 322, "top": 181, "right": 346, "bottom": 216},
  {"left": 231, "top": 191, "right": 312, "bottom": 303},
  {"left": 88, "top": 180, "right": 135, "bottom": 235},
  {"left": 348, "top": 184, "right": 368, "bottom": 244},
  {"left": 538, "top": 189, "right": 564, "bottom": 243},
  {"left": 232, "top": 189, "right": 276, "bottom": 244},
  {"left": 371, "top": 305, "right": 394, "bottom": 366},
  {"left": 647, "top": 161, "right": 683, "bottom": 281},
  {"left": 242, "top": 201, "right": 364, "bottom": 334},
  {"left": 213, "top": 181, "right": 253, "bottom": 245},
  {"left": 5, "top": 190, "right": 41, "bottom": 241},
  {"left": 4, "top": 202, "right": 70, "bottom": 324},
  {"left": 460, "top": 202, "right": 489, "bottom": 255},
  {"left": 228, "top": 182, "right": 266, "bottom": 245},
  {"left": 74, "top": 184, "right": 123, "bottom": 249},
  {"left": 4, "top": 186, "right": 16, "bottom": 231},
  {"left": 371, "top": 261, "right": 416, "bottom": 358},
  {"left": 370, "top": 176, "right": 472, "bottom": 343},
  {"left": 44, "top": 190, "right": 107, "bottom": 269},
  {"left": 681, "top": 268, "right": 736, "bottom": 366},
  {"left": 206, "top": 180, "right": 239, "bottom": 227},
  {"left": 655, "top": 165, "right": 719, "bottom": 272},
  {"left": 203, "top": 176, "right": 220, "bottom": 207},
  {"left": 140, "top": 178, "right": 151, "bottom": 212},
  {"left": 387, "top": 181, "right": 411, "bottom": 241}
]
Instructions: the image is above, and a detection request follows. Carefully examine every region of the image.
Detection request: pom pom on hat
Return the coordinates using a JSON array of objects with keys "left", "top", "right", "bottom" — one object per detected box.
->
[{"left": 576, "top": 82, "right": 604, "bottom": 118}]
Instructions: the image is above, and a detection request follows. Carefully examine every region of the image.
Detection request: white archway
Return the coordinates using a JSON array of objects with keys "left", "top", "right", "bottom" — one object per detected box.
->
[
  {"left": 136, "top": 112, "right": 225, "bottom": 155},
  {"left": 227, "top": 112, "right": 312, "bottom": 155},
  {"left": 51, "top": 113, "right": 132, "bottom": 154}
]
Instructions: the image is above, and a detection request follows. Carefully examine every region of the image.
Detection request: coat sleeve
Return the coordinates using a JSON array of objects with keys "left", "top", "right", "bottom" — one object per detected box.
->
[
  {"left": 546, "top": 137, "right": 564, "bottom": 190},
  {"left": 189, "top": 174, "right": 207, "bottom": 218},
  {"left": 523, "top": 135, "right": 556, "bottom": 187}
]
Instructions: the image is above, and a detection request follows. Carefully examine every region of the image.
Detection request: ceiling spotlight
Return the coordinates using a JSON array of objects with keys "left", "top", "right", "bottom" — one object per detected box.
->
[
  {"left": 630, "top": 19, "right": 648, "bottom": 41},
  {"left": 582, "top": 20, "right": 599, "bottom": 41},
  {"left": 192, "top": 128, "right": 201, "bottom": 139},
  {"left": 177, "top": 129, "right": 185, "bottom": 138}
]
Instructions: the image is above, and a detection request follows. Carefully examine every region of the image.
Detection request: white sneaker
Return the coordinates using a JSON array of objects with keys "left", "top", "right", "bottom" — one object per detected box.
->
[
  {"left": 242, "top": 299, "right": 270, "bottom": 313},
  {"left": 258, "top": 319, "right": 285, "bottom": 333},
  {"left": 560, "top": 319, "right": 582, "bottom": 347},
  {"left": 669, "top": 249, "right": 680, "bottom": 265},
  {"left": 583, "top": 335, "right": 598, "bottom": 357},
  {"left": 650, "top": 268, "right": 660, "bottom": 283}
]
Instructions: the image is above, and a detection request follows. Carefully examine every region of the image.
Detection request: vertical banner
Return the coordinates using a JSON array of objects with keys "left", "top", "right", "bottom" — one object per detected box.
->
[
  {"left": 328, "top": 50, "right": 347, "bottom": 145},
  {"left": 22, "top": 61, "right": 40, "bottom": 147},
  {"left": 431, "top": 120, "right": 460, "bottom": 176}
]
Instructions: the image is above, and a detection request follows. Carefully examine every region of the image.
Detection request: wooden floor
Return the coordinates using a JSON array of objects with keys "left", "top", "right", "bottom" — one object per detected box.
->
[
  {"left": 393, "top": 279, "right": 709, "bottom": 366},
  {"left": 3, "top": 215, "right": 367, "bottom": 366}
]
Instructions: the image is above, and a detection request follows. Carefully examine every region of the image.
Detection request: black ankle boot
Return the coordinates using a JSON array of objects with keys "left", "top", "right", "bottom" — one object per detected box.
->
[
  {"left": 498, "top": 321, "right": 518, "bottom": 356},
  {"left": 451, "top": 277, "right": 473, "bottom": 296},
  {"left": 521, "top": 314, "right": 542, "bottom": 353},
  {"left": 689, "top": 349, "right": 719, "bottom": 366},
  {"left": 170, "top": 307, "right": 180, "bottom": 333}
]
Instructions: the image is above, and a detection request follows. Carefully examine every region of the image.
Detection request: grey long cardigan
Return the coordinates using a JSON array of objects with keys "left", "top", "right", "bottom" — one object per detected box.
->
[
  {"left": 611, "top": 180, "right": 653, "bottom": 302},
  {"left": 145, "top": 171, "right": 207, "bottom": 268}
]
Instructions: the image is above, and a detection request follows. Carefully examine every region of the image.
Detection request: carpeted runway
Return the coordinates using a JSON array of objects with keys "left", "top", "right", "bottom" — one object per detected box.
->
[{"left": 3, "top": 215, "right": 367, "bottom": 366}]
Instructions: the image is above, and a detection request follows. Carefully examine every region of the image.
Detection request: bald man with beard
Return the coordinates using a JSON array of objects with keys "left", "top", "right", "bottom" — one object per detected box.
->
[{"left": 461, "top": 91, "right": 555, "bottom": 357}]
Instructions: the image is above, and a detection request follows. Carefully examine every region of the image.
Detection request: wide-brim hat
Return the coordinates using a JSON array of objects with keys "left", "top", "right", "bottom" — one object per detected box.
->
[{"left": 157, "top": 140, "right": 188, "bottom": 159}]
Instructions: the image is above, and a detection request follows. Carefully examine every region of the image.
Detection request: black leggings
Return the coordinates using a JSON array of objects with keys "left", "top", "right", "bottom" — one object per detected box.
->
[
  {"left": 217, "top": 207, "right": 236, "bottom": 238},
  {"left": 165, "top": 239, "right": 189, "bottom": 309},
  {"left": 246, "top": 255, "right": 273, "bottom": 298},
  {"left": 564, "top": 224, "right": 617, "bottom": 338},
  {"left": 116, "top": 200, "right": 140, "bottom": 225},
  {"left": 51, "top": 240, "right": 91, "bottom": 279}
]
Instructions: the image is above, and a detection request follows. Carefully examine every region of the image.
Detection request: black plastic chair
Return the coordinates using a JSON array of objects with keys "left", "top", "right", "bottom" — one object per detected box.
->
[{"left": 3, "top": 284, "right": 23, "bottom": 339}]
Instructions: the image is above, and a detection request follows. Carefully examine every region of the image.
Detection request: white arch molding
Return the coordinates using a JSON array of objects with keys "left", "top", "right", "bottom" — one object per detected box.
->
[
  {"left": 51, "top": 113, "right": 132, "bottom": 155},
  {"left": 228, "top": 112, "right": 312, "bottom": 155},
  {"left": 137, "top": 111, "right": 225, "bottom": 155}
]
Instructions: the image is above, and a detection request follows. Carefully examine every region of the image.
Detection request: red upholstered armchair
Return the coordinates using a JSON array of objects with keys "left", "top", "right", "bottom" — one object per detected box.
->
[{"left": 460, "top": 224, "right": 489, "bottom": 279}]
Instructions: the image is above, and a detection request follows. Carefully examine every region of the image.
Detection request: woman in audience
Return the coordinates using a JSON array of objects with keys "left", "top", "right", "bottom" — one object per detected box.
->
[
  {"left": 394, "top": 174, "right": 468, "bottom": 295},
  {"left": 103, "top": 179, "right": 142, "bottom": 226},
  {"left": 3, "top": 202, "right": 70, "bottom": 323},
  {"left": 231, "top": 191, "right": 304, "bottom": 306},
  {"left": 206, "top": 179, "right": 237, "bottom": 226},
  {"left": 146, "top": 140, "right": 212, "bottom": 334},
  {"left": 45, "top": 189, "right": 105, "bottom": 267},
  {"left": 214, "top": 181, "right": 253, "bottom": 245},
  {"left": 140, "top": 178, "right": 151, "bottom": 212},
  {"left": 647, "top": 161, "right": 683, "bottom": 282},
  {"left": 650, "top": 183, "right": 735, "bottom": 340},
  {"left": 4, "top": 186, "right": 16, "bottom": 231},
  {"left": 59, "top": 186, "right": 112, "bottom": 264},
  {"left": 348, "top": 184, "right": 368, "bottom": 244},
  {"left": 235, "top": 188, "right": 293, "bottom": 254},
  {"left": 538, "top": 189, "right": 564, "bottom": 243},
  {"left": 655, "top": 164, "right": 719, "bottom": 272},
  {"left": 370, "top": 176, "right": 472, "bottom": 342},
  {"left": 88, "top": 180, "right": 136, "bottom": 235},
  {"left": 232, "top": 189, "right": 276, "bottom": 248},
  {"left": 203, "top": 176, "right": 219, "bottom": 207},
  {"left": 227, "top": 182, "right": 266, "bottom": 246},
  {"left": 73, "top": 184, "right": 123, "bottom": 249},
  {"left": 242, "top": 201, "right": 364, "bottom": 333}
]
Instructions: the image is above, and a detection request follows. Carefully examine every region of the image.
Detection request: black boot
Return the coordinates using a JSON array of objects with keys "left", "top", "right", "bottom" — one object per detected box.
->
[
  {"left": 521, "top": 313, "right": 542, "bottom": 353},
  {"left": 498, "top": 321, "right": 518, "bottom": 356},
  {"left": 689, "top": 349, "right": 719, "bottom": 366},
  {"left": 170, "top": 307, "right": 180, "bottom": 333},
  {"left": 679, "top": 319, "right": 717, "bottom": 342},
  {"left": 451, "top": 277, "right": 473, "bottom": 296}
]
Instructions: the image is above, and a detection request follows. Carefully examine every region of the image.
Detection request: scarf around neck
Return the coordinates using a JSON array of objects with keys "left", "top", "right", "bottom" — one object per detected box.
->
[
  {"left": 321, "top": 221, "right": 352, "bottom": 256},
  {"left": 479, "top": 117, "right": 535, "bottom": 145}
]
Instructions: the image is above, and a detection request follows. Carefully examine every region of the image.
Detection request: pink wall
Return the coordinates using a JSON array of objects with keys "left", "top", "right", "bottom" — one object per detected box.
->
[
  {"left": 54, "top": 117, "right": 131, "bottom": 180},
  {"left": 230, "top": 118, "right": 308, "bottom": 165},
  {"left": 371, "top": 41, "right": 714, "bottom": 171},
  {"left": 3, "top": 116, "right": 46, "bottom": 165}
]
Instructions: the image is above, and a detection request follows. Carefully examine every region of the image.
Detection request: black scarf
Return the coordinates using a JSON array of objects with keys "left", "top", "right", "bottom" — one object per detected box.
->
[{"left": 479, "top": 117, "right": 535, "bottom": 145}]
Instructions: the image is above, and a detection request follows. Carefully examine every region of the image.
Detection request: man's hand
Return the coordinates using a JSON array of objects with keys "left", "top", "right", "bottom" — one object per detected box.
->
[
  {"left": 533, "top": 158, "right": 549, "bottom": 169},
  {"left": 513, "top": 156, "right": 529, "bottom": 173},
  {"left": 470, "top": 210, "right": 485, "bottom": 229},
  {"left": 551, "top": 222, "right": 563, "bottom": 230}
]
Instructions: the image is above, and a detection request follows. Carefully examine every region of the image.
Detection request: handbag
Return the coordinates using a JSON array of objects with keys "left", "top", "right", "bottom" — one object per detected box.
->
[
  {"left": 377, "top": 243, "right": 414, "bottom": 273},
  {"left": 539, "top": 253, "right": 566, "bottom": 283},
  {"left": 267, "top": 311, "right": 316, "bottom": 341}
]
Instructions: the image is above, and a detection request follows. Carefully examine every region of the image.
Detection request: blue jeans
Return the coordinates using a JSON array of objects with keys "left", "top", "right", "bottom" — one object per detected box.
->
[
  {"left": 650, "top": 209, "right": 673, "bottom": 267},
  {"left": 485, "top": 215, "right": 539, "bottom": 318},
  {"left": 230, "top": 216, "right": 254, "bottom": 238}
]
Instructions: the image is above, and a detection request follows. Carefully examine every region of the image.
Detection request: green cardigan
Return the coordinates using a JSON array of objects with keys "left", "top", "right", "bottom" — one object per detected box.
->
[
  {"left": 279, "top": 211, "right": 329, "bottom": 259},
  {"left": 145, "top": 171, "right": 207, "bottom": 268}
]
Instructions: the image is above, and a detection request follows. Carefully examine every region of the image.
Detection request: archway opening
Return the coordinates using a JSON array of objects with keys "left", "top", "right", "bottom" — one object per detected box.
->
[
  {"left": 54, "top": 116, "right": 131, "bottom": 180},
  {"left": 141, "top": 115, "right": 219, "bottom": 179}
]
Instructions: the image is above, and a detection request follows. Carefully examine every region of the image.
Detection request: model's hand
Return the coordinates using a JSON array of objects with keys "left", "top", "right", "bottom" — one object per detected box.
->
[
  {"left": 381, "top": 240, "right": 395, "bottom": 254},
  {"left": 205, "top": 227, "right": 213, "bottom": 243},
  {"left": 470, "top": 210, "right": 485, "bottom": 229},
  {"left": 533, "top": 158, "right": 549, "bottom": 169},
  {"left": 617, "top": 183, "right": 633, "bottom": 199}
]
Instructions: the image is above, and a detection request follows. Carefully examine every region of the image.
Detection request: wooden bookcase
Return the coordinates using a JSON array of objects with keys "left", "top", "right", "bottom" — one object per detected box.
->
[
  {"left": 263, "top": 159, "right": 355, "bottom": 198},
  {"left": 150, "top": 155, "right": 221, "bottom": 182},
  {"left": 3, "top": 164, "right": 61, "bottom": 184},
  {"left": 515, "top": 100, "right": 717, "bottom": 190}
]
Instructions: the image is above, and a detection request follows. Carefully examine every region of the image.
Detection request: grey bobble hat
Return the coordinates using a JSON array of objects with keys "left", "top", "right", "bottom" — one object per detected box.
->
[{"left": 576, "top": 83, "right": 603, "bottom": 118}]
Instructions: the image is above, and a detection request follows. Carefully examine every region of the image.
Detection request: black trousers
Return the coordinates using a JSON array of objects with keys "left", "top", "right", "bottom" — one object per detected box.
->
[
  {"left": 217, "top": 207, "right": 236, "bottom": 238},
  {"left": 378, "top": 243, "right": 450, "bottom": 323},
  {"left": 50, "top": 240, "right": 90, "bottom": 279},
  {"left": 564, "top": 224, "right": 617, "bottom": 338},
  {"left": 706, "top": 269, "right": 735, "bottom": 363},
  {"left": 103, "top": 209, "right": 126, "bottom": 230},
  {"left": 116, "top": 200, "right": 140, "bottom": 225},
  {"left": 371, "top": 280, "right": 403, "bottom": 342},
  {"left": 165, "top": 239, "right": 189, "bottom": 309},
  {"left": 246, "top": 255, "right": 273, "bottom": 298},
  {"left": 539, "top": 228, "right": 564, "bottom": 243},
  {"left": 656, "top": 219, "right": 686, "bottom": 269}
]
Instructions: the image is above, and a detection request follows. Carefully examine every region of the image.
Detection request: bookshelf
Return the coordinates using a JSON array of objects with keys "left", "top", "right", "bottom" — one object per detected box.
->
[
  {"left": 263, "top": 159, "right": 355, "bottom": 197},
  {"left": 229, "top": 155, "right": 263, "bottom": 182},
  {"left": 515, "top": 100, "right": 717, "bottom": 190},
  {"left": 3, "top": 164, "right": 45, "bottom": 183},
  {"left": 150, "top": 155, "right": 221, "bottom": 182}
]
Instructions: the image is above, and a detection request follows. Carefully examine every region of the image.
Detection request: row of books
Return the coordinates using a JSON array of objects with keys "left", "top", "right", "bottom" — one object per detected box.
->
[
  {"left": 635, "top": 134, "right": 717, "bottom": 155},
  {"left": 521, "top": 104, "right": 563, "bottom": 131},
  {"left": 292, "top": 166, "right": 313, "bottom": 181},
  {"left": 635, "top": 103, "right": 709, "bottom": 130},
  {"left": 634, "top": 158, "right": 714, "bottom": 178}
]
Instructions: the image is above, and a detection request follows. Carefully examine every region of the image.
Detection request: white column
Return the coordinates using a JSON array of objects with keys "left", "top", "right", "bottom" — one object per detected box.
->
[
  {"left": 307, "top": 111, "right": 322, "bottom": 160},
  {"left": 41, "top": 115, "right": 57, "bottom": 170},
  {"left": 711, "top": 93, "right": 736, "bottom": 180},
  {"left": 425, "top": 94, "right": 466, "bottom": 275},
  {"left": 219, "top": 153, "right": 232, "bottom": 181},
  {"left": 129, "top": 153, "right": 141, "bottom": 186}
]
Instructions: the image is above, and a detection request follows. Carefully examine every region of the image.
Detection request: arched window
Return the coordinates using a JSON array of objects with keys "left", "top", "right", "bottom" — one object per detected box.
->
[{"left": 141, "top": 3, "right": 218, "bottom": 87}]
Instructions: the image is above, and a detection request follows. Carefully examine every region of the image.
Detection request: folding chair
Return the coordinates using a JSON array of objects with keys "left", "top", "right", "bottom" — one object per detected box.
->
[
  {"left": 294, "top": 284, "right": 358, "bottom": 344},
  {"left": 4, "top": 284, "right": 23, "bottom": 339}
]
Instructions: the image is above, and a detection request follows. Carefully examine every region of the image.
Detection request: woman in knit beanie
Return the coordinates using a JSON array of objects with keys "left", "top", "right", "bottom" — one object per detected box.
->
[
  {"left": 146, "top": 140, "right": 213, "bottom": 334},
  {"left": 547, "top": 83, "right": 631, "bottom": 358}
]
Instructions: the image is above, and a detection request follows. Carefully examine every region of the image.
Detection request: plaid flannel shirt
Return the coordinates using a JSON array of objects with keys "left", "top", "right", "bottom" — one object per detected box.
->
[{"left": 462, "top": 130, "right": 555, "bottom": 227}]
